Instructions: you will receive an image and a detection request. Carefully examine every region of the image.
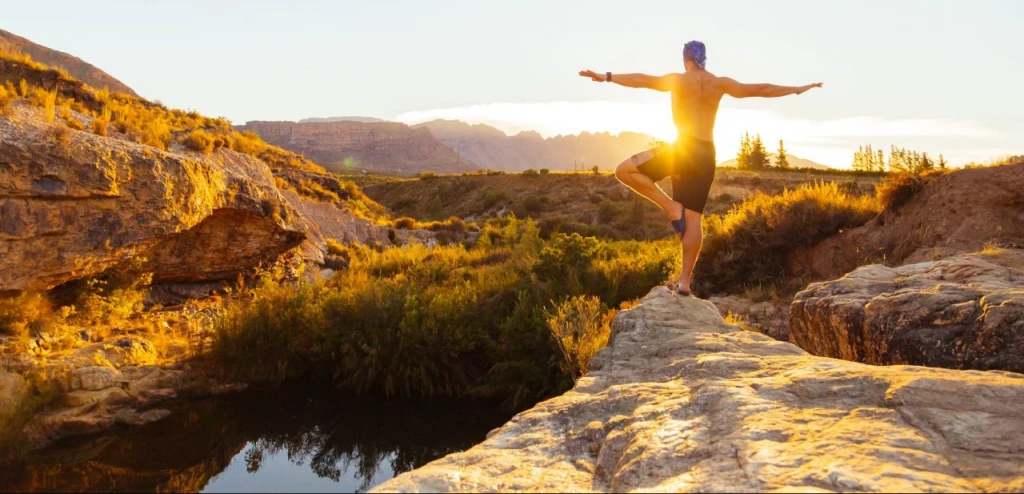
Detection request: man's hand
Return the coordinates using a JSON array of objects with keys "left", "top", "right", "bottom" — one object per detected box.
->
[
  {"left": 795, "top": 82, "right": 824, "bottom": 95},
  {"left": 579, "top": 70, "right": 605, "bottom": 82}
]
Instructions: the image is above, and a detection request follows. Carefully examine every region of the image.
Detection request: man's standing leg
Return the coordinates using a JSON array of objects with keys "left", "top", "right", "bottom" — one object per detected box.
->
[{"left": 678, "top": 208, "right": 703, "bottom": 292}]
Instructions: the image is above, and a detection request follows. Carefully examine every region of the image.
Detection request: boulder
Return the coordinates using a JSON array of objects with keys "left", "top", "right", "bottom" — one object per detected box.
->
[
  {"left": 374, "top": 287, "right": 1024, "bottom": 493},
  {"left": 790, "top": 254, "right": 1024, "bottom": 372},
  {"left": 0, "top": 113, "right": 305, "bottom": 291}
]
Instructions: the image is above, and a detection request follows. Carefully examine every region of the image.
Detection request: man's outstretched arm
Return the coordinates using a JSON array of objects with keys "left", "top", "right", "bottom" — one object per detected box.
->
[
  {"left": 579, "top": 70, "right": 674, "bottom": 92},
  {"left": 721, "top": 78, "right": 823, "bottom": 98}
]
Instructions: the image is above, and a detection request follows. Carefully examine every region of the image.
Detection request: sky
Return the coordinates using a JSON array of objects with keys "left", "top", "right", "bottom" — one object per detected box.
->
[{"left": 4, "top": 0, "right": 1022, "bottom": 168}]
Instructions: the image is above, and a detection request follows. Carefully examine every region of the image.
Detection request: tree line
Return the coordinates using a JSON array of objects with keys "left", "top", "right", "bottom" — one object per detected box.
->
[
  {"left": 736, "top": 133, "right": 789, "bottom": 170},
  {"left": 852, "top": 144, "right": 947, "bottom": 173}
]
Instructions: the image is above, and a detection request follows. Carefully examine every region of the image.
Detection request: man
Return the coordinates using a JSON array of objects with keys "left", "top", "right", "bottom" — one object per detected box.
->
[{"left": 579, "top": 41, "right": 822, "bottom": 296}]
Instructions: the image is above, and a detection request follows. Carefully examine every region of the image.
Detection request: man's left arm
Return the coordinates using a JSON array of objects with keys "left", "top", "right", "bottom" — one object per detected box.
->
[{"left": 579, "top": 70, "right": 674, "bottom": 92}]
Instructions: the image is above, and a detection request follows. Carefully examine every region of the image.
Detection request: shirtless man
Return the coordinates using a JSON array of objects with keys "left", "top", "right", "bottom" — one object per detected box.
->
[{"left": 579, "top": 41, "right": 822, "bottom": 295}]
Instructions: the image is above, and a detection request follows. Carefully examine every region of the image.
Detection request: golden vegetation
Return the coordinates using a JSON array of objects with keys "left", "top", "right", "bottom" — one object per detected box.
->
[
  {"left": 212, "top": 217, "right": 677, "bottom": 409},
  {"left": 698, "top": 182, "right": 881, "bottom": 294},
  {"left": 545, "top": 296, "right": 615, "bottom": 379}
]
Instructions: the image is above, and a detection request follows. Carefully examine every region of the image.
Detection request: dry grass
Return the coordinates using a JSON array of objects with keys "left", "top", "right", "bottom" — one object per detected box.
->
[
  {"left": 545, "top": 295, "right": 615, "bottom": 380},
  {"left": 0, "top": 83, "right": 15, "bottom": 116},
  {"left": 698, "top": 182, "right": 881, "bottom": 295}
]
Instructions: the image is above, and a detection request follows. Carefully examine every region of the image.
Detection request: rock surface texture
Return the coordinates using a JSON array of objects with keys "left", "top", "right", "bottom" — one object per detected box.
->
[
  {"left": 0, "top": 110, "right": 306, "bottom": 291},
  {"left": 374, "top": 287, "right": 1024, "bottom": 493},
  {"left": 791, "top": 254, "right": 1024, "bottom": 373}
]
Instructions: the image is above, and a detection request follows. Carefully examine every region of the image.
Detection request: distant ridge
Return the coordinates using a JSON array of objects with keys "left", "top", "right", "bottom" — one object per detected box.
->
[
  {"left": 0, "top": 29, "right": 138, "bottom": 96},
  {"left": 299, "top": 116, "right": 389, "bottom": 124},
  {"left": 718, "top": 154, "right": 832, "bottom": 170},
  {"left": 413, "top": 119, "right": 655, "bottom": 172}
]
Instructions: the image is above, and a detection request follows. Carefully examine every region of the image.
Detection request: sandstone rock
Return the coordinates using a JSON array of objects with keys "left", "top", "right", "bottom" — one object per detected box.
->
[
  {"left": 374, "top": 287, "right": 1024, "bottom": 493},
  {"left": 0, "top": 113, "right": 306, "bottom": 291},
  {"left": 65, "top": 387, "right": 133, "bottom": 408},
  {"left": 239, "top": 120, "right": 472, "bottom": 175},
  {"left": 0, "top": 371, "right": 28, "bottom": 418},
  {"left": 115, "top": 407, "right": 171, "bottom": 426},
  {"left": 70, "top": 366, "right": 126, "bottom": 392},
  {"left": 69, "top": 336, "right": 158, "bottom": 368},
  {"left": 790, "top": 254, "right": 1024, "bottom": 373}
]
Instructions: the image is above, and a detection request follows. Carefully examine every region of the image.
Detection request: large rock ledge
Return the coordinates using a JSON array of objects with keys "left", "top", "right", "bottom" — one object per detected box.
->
[
  {"left": 790, "top": 254, "right": 1024, "bottom": 373},
  {"left": 374, "top": 287, "right": 1024, "bottom": 492}
]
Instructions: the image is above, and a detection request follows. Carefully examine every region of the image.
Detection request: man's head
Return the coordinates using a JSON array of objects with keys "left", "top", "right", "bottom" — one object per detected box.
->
[{"left": 683, "top": 41, "right": 707, "bottom": 71}]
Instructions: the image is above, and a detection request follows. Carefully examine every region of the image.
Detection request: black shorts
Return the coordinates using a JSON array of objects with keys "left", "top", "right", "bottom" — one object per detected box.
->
[{"left": 629, "top": 136, "right": 717, "bottom": 213}]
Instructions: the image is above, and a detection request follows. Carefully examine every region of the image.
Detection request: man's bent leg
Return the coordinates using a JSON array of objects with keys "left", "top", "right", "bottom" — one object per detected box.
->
[
  {"left": 678, "top": 208, "right": 703, "bottom": 291},
  {"left": 614, "top": 159, "right": 683, "bottom": 222}
]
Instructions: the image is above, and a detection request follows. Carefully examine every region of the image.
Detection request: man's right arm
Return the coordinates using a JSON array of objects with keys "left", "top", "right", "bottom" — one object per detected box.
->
[{"left": 721, "top": 78, "right": 823, "bottom": 98}]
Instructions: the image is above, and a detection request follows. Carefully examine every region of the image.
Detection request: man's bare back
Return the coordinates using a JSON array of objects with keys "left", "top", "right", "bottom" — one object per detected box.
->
[{"left": 578, "top": 41, "right": 822, "bottom": 296}]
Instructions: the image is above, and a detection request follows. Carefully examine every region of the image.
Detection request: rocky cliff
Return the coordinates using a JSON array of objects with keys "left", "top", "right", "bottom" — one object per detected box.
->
[
  {"left": 790, "top": 253, "right": 1024, "bottom": 373},
  {"left": 238, "top": 120, "right": 472, "bottom": 176},
  {"left": 414, "top": 119, "right": 654, "bottom": 172},
  {"left": 0, "top": 29, "right": 138, "bottom": 96},
  {"left": 374, "top": 287, "right": 1024, "bottom": 492},
  {"left": 0, "top": 106, "right": 305, "bottom": 292}
]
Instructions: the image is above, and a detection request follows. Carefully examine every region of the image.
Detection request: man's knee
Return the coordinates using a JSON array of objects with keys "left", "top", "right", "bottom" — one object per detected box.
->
[{"left": 614, "top": 160, "right": 637, "bottom": 183}]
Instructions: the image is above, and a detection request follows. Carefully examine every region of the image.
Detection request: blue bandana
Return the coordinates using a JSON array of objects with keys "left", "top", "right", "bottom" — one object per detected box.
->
[{"left": 683, "top": 41, "right": 707, "bottom": 69}]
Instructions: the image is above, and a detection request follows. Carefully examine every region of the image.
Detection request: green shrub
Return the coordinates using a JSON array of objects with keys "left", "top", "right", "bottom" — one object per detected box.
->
[
  {"left": 212, "top": 218, "right": 676, "bottom": 410},
  {"left": 597, "top": 201, "right": 620, "bottom": 224},
  {"left": 522, "top": 195, "right": 549, "bottom": 213},
  {"left": 522, "top": 169, "right": 539, "bottom": 177},
  {"left": 0, "top": 292, "right": 54, "bottom": 339},
  {"left": 539, "top": 168, "right": 550, "bottom": 175}
]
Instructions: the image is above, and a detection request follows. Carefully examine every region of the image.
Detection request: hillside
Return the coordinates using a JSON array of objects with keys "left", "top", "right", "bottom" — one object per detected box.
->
[
  {"left": 0, "top": 29, "right": 137, "bottom": 96},
  {"left": 354, "top": 168, "right": 881, "bottom": 241},
  {"left": 238, "top": 120, "right": 474, "bottom": 176},
  {"left": 299, "top": 116, "right": 387, "bottom": 123},
  {"left": 414, "top": 119, "right": 655, "bottom": 172},
  {"left": 718, "top": 153, "right": 831, "bottom": 170}
]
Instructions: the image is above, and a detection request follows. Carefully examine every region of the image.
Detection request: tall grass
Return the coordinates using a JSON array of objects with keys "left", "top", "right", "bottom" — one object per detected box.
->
[
  {"left": 212, "top": 218, "right": 676, "bottom": 409},
  {"left": 697, "top": 182, "right": 880, "bottom": 294}
]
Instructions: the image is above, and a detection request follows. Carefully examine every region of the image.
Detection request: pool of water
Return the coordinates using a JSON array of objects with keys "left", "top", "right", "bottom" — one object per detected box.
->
[{"left": 0, "top": 386, "right": 514, "bottom": 493}]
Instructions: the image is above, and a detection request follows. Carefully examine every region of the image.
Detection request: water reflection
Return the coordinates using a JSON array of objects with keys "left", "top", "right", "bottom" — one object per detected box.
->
[{"left": 1, "top": 386, "right": 512, "bottom": 493}]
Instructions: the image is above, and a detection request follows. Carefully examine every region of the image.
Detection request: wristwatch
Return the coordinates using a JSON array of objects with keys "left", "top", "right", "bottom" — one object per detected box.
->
[{"left": 606, "top": 72, "right": 612, "bottom": 82}]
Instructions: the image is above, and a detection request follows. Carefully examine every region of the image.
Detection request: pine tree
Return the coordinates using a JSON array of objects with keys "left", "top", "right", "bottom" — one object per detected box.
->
[
  {"left": 938, "top": 154, "right": 948, "bottom": 169},
  {"left": 737, "top": 133, "right": 753, "bottom": 170},
  {"left": 750, "top": 134, "right": 769, "bottom": 170},
  {"left": 876, "top": 149, "right": 885, "bottom": 172},
  {"left": 775, "top": 139, "right": 790, "bottom": 169}
]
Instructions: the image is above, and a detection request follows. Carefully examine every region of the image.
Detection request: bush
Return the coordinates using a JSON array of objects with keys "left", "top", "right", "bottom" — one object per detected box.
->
[
  {"left": 591, "top": 165, "right": 600, "bottom": 175},
  {"left": 91, "top": 112, "right": 109, "bottom": 136},
  {"left": 545, "top": 296, "right": 614, "bottom": 379},
  {"left": 521, "top": 169, "right": 539, "bottom": 177},
  {"left": 597, "top": 201, "right": 620, "bottom": 224},
  {"left": 0, "top": 84, "right": 15, "bottom": 116},
  {"left": 418, "top": 171, "right": 437, "bottom": 180},
  {"left": 697, "top": 182, "right": 880, "bottom": 295},
  {"left": 181, "top": 129, "right": 216, "bottom": 155},
  {"left": 212, "top": 218, "right": 676, "bottom": 410},
  {"left": 539, "top": 168, "right": 550, "bottom": 175},
  {"left": 393, "top": 217, "right": 417, "bottom": 229},
  {"left": 876, "top": 172, "right": 925, "bottom": 212},
  {"left": 522, "top": 195, "right": 548, "bottom": 213},
  {"left": 482, "top": 190, "right": 509, "bottom": 209},
  {"left": 0, "top": 292, "right": 54, "bottom": 339}
]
